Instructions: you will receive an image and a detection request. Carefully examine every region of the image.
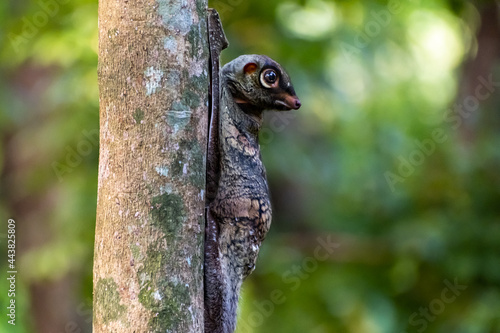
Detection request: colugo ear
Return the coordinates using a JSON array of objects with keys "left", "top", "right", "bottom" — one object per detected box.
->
[{"left": 243, "top": 62, "right": 258, "bottom": 74}]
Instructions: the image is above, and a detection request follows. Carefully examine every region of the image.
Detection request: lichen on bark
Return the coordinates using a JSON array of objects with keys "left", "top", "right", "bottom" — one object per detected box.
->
[{"left": 94, "top": 278, "right": 126, "bottom": 325}]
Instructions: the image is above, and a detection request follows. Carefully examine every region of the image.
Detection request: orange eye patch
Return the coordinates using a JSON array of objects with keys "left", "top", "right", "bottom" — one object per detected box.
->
[{"left": 243, "top": 62, "right": 258, "bottom": 74}]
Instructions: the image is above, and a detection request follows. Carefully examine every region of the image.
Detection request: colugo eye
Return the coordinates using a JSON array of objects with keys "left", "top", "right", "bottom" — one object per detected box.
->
[
  {"left": 265, "top": 70, "right": 276, "bottom": 82},
  {"left": 260, "top": 69, "right": 279, "bottom": 88}
]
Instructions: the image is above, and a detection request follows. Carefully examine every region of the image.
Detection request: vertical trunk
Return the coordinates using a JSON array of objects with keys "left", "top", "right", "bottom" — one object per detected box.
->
[
  {"left": 93, "top": 0, "right": 208, "bottom": 332},
  {"left": 457, "top": 2, "right": 500, "bottom": 143}
]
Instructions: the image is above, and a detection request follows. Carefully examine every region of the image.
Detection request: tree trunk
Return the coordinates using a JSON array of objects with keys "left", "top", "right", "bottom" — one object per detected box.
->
[
  {"left": 93, "top": 0, "right": 209, "bottom": 332},
  {"left": 457, "top": 2, "right": 500, "bottom": 143}
]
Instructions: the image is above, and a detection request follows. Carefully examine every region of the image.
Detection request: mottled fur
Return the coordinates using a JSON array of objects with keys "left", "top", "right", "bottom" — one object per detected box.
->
[{"left": 205, "top": 54, "right": 300, "bottom": 333}]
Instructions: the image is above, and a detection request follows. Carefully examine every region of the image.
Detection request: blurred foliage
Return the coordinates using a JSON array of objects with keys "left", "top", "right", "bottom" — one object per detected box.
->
[
  {"left": 0, "top": 0, "right": 499, "bottom": 332},
  {"left": 0, "top": 0, "right": 97, "bottom": 331}
]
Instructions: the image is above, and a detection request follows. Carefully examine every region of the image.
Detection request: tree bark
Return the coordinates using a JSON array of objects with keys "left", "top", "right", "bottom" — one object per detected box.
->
[
  {"left": 457, "top": 2, "right": 500, "bottom": 143},
  {"left": 93, "top": 0, "right": 208, "bottom": 332}
]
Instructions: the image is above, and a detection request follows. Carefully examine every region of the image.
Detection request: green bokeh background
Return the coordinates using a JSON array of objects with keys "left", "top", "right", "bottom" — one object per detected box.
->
[{"left": 1, "top": 0, "right": 499, "bottom": 332}]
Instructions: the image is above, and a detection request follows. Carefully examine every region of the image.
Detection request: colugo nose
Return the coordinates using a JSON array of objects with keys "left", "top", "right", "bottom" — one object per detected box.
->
[
  {"left": 283, "top": 94, "right": 301, "bottom": 110},
  {"left": 294, "top": 98, "right": 301, "bottom": 109}
]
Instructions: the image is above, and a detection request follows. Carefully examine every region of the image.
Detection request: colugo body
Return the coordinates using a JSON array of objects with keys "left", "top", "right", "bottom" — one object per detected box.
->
[{"left": 205, "top": 54, "right": 300, "bottom": 333}]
